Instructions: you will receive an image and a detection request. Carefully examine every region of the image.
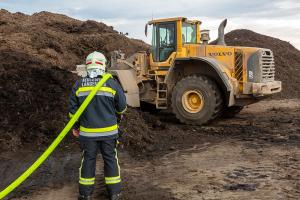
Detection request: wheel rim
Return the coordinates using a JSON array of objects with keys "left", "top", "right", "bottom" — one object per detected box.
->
[{"left": 181, "top": 90, "right": 204, "bottom": 113}]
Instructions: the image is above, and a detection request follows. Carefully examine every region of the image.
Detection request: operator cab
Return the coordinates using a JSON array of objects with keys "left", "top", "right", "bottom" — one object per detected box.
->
[{"left": 146, "top": 17, "right": 201, "bottom": 63}]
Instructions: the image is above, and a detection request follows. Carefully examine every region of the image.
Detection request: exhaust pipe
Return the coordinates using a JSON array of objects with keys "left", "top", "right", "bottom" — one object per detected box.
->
[{"left": 217, "top": 19, "right": 227, "bottom": 46}]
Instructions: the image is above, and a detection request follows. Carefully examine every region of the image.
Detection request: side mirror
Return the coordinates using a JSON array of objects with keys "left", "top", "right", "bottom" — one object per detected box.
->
[{"left": 145, "top": 24, "right": 148, "bottom": 37}]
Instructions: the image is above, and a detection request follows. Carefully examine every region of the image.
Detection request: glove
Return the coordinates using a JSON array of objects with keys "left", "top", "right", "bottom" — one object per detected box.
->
[
  {"left": 117, "top": 114, "right": 123, "bottom": 123},
  {"left": 72, "top": 129, "right": 80, "bottom": 138}
]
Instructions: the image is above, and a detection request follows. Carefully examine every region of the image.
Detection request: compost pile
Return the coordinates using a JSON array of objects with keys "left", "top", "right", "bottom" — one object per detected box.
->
[
  {"left": 0, "top": 9, "right": 148, "bottom": 71},
  {"left": 220, "top": 29, "right": 300, "bottom": 99},
  {"left": 0, "top": 10, "right": 148, "bottom": 151},
  {"left": 1, "top": 9, "right": 299, "bottom": 152},
  {"left": 0, "top": 50, "right": 77, "bottom": 150}
]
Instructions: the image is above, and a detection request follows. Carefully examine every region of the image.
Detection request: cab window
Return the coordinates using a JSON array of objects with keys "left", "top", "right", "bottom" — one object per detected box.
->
[
  {"left": 158, "top": 23, "right": 176, "bottom": 62},
  {"left": 182, "top": 22, "right": 196, "bottom": 44},
  {"left": 151, "top": 22, "right": 176, "bottom": 62},
  {"left": 151, "top": 25, "right": 158, "bottom": 62}
]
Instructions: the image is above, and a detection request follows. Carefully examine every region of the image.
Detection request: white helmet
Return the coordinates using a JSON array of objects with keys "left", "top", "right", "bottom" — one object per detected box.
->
[{"left": 85, "top": 51, "right": 107, "bottom": 78}]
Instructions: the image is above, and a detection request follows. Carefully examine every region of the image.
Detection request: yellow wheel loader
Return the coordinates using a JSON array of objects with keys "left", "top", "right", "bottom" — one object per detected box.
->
[{"left": 78, "top": 17, "right": 282, "bottom": 125}]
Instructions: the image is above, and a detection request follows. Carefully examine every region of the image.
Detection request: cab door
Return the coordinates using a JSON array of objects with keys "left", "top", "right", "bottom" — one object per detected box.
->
[{"left": 151, "top": 22, "right": 176, "bottom": 65}]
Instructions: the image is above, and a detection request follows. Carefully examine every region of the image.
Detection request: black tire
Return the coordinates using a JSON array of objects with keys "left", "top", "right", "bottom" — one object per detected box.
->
[
  {"left": 221, "top": 106, "right": 244, "bottom": 118},
  {"left": 171, "top": 75, "right": 223, "bottom": 125}
]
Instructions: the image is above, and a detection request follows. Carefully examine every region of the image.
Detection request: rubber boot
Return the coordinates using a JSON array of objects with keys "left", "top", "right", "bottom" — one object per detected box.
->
[
  {"left": 78, "top": 195, "right": 92, "bottom": 200},
  {"left": 110, "top": 193, "right": 121, "bottom": 200}
]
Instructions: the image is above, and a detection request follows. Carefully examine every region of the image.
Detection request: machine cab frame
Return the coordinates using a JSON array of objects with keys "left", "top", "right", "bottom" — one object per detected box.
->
[{"left": 147, "top": 17, "right": 201, "bottom": 68}]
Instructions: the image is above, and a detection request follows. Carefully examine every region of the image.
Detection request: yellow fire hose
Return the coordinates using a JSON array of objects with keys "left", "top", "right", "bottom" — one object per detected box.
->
[{"left": 0, "top": 73, "right": 112, "bottom": 199}]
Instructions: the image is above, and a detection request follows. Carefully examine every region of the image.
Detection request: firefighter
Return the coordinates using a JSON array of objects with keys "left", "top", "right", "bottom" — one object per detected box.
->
[{"left": 69, "top": 51, "right": 127, "bottom": 200}]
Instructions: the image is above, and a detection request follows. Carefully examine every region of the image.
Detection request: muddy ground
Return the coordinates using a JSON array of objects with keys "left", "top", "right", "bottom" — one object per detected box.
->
[{"left": 1, "top": 99, "right": 299, "bottom": 200}]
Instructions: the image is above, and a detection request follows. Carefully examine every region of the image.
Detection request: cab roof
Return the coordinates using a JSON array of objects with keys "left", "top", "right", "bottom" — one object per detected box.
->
[{"left": 148, "top": 17, "right": 201, "bottom": 25}]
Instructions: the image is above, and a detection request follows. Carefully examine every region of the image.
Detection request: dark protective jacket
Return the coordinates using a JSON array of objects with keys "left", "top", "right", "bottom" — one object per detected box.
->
[{"left": 69, "top": 75, "right": 127, "bottom": 141}]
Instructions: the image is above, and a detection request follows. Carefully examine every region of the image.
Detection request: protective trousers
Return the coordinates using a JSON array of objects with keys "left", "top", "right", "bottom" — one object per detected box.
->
[{"left": 79, "top": 139, "right": 121, "bottom": 196}]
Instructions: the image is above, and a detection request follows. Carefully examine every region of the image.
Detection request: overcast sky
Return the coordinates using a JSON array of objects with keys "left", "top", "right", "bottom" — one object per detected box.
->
[{"left": 1, "top": 0, "right": 300, "bottom": 49}]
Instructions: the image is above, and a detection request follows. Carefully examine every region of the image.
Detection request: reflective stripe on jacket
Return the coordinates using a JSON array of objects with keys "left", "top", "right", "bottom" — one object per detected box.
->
[{"left": 69, "top": 75, "right": 127, "bottom": 140}]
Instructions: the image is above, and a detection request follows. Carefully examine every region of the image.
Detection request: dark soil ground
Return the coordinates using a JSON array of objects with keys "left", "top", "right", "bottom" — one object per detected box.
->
[{"left": 0, "top": 99, "right": 299, "bottom": 200}]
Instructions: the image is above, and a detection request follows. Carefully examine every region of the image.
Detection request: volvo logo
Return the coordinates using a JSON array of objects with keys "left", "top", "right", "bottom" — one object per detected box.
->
[{"left": 208, "top": 52, "right": 233, "bottom": 56}]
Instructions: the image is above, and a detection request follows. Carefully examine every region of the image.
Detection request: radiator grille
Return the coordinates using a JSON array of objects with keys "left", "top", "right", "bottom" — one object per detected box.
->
[
  {"left": 261, "top": 50, "right": 275, "bottom": 82},
  {"left": 234, "top": 50, "right": 243, "bottom": 81}
]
